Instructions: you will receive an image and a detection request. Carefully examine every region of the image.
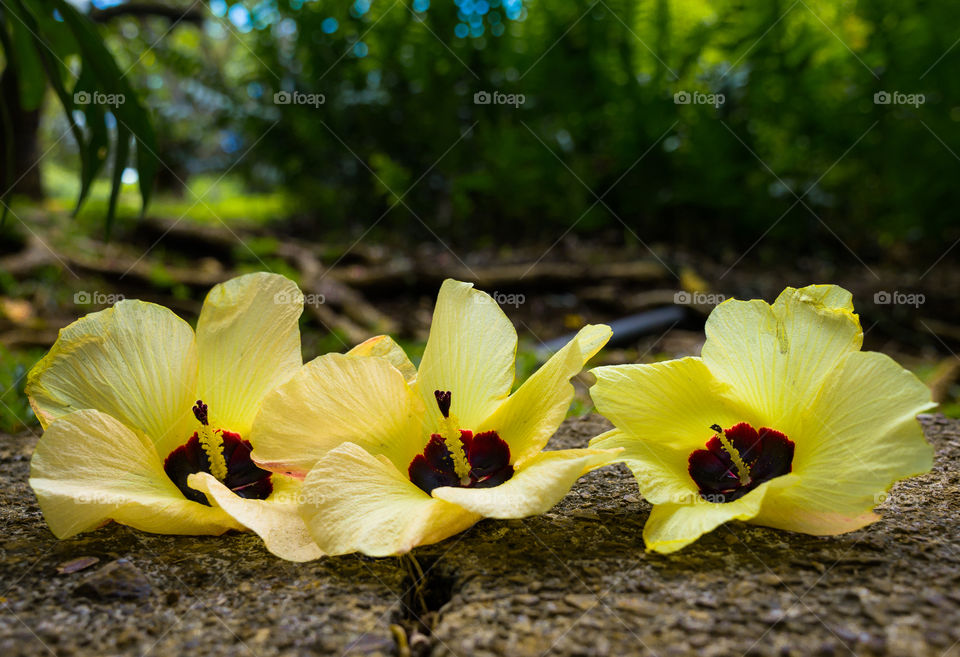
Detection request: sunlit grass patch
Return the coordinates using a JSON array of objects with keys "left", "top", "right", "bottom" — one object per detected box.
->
[{"left": 0, "top": 346, "right": 42, "bottom": 433}]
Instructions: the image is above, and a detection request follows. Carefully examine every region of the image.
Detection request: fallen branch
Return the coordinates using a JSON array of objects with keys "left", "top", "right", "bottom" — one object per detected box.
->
[{"left": 276, "top": 242, "right": 397, "bottom": 337}]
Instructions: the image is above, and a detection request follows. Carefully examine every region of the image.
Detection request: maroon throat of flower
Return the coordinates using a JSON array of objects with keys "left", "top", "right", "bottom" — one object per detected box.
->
[
  {"left": 408, "top": 390, "right": 514, "bottom": 494},
  {"left": 163, "top": 400, "right": 273, "bottom": 506},
  {"left": 687, "top": 422, "right": 795, "bottom": 503}
]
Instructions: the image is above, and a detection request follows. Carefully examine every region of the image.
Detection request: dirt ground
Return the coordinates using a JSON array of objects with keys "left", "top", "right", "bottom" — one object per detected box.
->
[{"left": 2, "top": 414, "right": 959, "bottom": 657}]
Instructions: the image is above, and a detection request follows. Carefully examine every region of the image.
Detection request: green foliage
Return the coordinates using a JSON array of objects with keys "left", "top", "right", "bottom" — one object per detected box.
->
[
  {"left": 0, "top": 0, "right": 156, "bottom": 234},
  {"left": 0, "top": 345, "right": 40, "bottom": 433},
  {"left": 16, "top": 0, "right": 960, "bottom": 252},
  {"left": 188, "top": 0, "right": 954, "bottom": 251}
]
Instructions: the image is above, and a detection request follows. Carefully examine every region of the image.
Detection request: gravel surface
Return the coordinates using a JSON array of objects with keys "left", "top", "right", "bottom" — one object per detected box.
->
[{"left": 2, "top": 414, "right": 959, "bottom": 657}]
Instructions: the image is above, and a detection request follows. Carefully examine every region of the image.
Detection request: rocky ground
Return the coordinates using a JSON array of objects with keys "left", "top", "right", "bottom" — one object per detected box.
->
[{"left": 2, "top": 414, "right": 959, "bottom": 657}]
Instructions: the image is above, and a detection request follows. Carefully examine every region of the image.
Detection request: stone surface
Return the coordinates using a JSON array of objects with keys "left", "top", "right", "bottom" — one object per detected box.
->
[{"left": 3, "top": 415, "right": 960, "bottom": 657}]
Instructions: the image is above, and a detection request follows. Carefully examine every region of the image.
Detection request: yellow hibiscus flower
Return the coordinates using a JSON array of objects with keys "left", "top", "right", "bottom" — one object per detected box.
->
[
  {"left": 250, "top": 279, "right": 620, "bottom": 557},
  {"left": 589, "top": 284, "right": 936, "bottom": 553},
  {"left": 26, "top": 272, "right": 329, "bottom": 561}
]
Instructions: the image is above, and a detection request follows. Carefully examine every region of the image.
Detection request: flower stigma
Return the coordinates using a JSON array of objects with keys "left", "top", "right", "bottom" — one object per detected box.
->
[
  {"left": 194, "top": 400, "right": 228, "bottom": 482},
  {"left": 434, "top": 390, "right": 472, "bottom": 485},
  {"left": 710, "top": 423, "right": 752, "bottom": 487},
  {"left": 407, "top": 391, "right": 515, "bottom": 494},
  {"left": 688, "top": 422, "right": 795, "bottom": 503},
  {"left": 163, "top": 399, "right": 273, "bottom": 505}
]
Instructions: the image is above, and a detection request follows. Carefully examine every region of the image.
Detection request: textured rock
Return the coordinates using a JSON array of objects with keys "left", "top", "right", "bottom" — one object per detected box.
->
[{"left": 3, "top": 415, "right": 960, "bottom": 657}]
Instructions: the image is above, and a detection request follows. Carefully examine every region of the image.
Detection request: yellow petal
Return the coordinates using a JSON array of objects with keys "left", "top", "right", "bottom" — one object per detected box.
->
[
  {"left": 251, "top": 353, "right": 424, "bottom": 477},
  {"left": 299, "top": 442, "right": 480, "bottom": 556},
  {"left": 590, "top": 357, "right": 757, "bottom": 452},
  {"left": 643, "top": 482, "right": 770, "bottom": 554},
  {"left": 346, "top": 335, "right": 417, "bottom": 383},
  {"left": 701, "top": 285, "right": 863, "bottom": 434},
  {"left": 188, "top": 472, "right": 323, "bottom": 562},
  {"left": 590, "top": 429, "right": 703, "bottom": 505},
  {"left": 196, "top": 273, "right": 303, "bottom": 438},
  {"left": 415, "top": 279, "right": 517, "bottom": 429},
  {"left": 752, "top": 350, "right": 935, "bottom": 535},
  {"left": 27, "top": 300, "right": 198, "bottom": 453},
  {"left": 752, "top": 475, "right": 878, "bottom": 536},
  {"left": 480, "top": 324, "right": 611, "bottom": 464},
  {"left": 29, "top": 410, "right": 241, "bottom": 538},
  {"left": 431, "top": 448, "right": 619, "bottom": 518}
]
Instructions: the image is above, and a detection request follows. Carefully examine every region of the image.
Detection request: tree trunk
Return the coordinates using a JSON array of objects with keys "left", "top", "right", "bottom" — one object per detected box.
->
[{"left": 0, "top": 65, "right": 44, "bottom": 200}]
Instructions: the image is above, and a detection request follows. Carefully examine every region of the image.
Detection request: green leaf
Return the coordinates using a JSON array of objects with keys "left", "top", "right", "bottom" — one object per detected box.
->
[
  {"left": 107, "top": 124, "right": 131, "bottom": 239},
  {"left": 72, "top": 66, "right": 109, "bottom": 211},
  {"left": 48, "top": 0, "right": 156, "bottom": 229},
  {"left": 7, "top": 18, "right": 46, "bottom": 110}
]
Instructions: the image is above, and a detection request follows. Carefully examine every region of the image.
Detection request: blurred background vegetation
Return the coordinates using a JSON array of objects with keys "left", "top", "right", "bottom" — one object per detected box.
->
[{"left": 1, "top": 0, "right": 959, "bottom": 432}]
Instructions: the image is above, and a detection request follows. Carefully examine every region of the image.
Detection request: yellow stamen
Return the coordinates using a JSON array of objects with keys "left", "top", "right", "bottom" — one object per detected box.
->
[
  {"left": 713, "top": 426, "right": 751, "bottom": 486},
  {"left": 198, "top": 425, "right": 228, "bottom": 481},
  {"left": 439, "top": 414, "right": 471, "bottom": 484}
]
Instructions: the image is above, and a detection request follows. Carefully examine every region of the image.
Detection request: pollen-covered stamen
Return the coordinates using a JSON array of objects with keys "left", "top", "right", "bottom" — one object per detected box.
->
[
  {"left": 433, "top": 390, "right": 471, "bottom": 484},
  {"left": 163, "top": 401, "right": 273, "bottom": 505},
  {"left": 710, "top": 424, "right": 752, "bottom": 486},
  {"left": 192, "top": 399, "right": 227, "bottom": 481},
  {"left": 689, "top": 422, "right": 794, "bottom": 503}
]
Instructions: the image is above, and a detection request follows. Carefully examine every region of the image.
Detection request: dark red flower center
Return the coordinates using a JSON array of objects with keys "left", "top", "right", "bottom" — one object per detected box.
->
[
  {"left": 408, "top": 390, "right": 515, "bottom": 494},
  {"left": 409, "top": 430, "right": 514, "bottom": 494},
  {"left": 162, "top": 400, "right": 273, "bottom": 506},
  {"left": 688, "top": 422, "right": 794, "bottom": 503}
]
